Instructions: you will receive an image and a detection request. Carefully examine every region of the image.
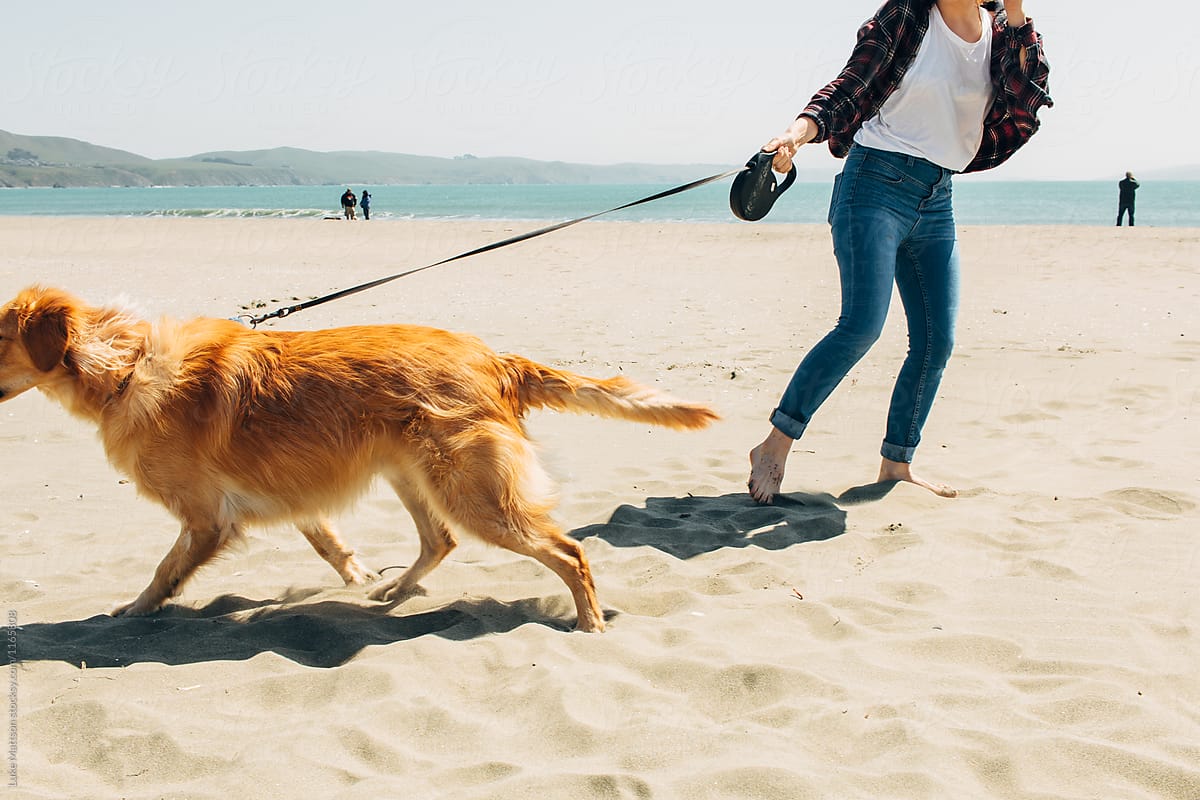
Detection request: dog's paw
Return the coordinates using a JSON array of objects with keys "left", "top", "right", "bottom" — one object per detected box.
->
[
  {"left": 110, "top": 597, "right": 162, "bottom": 617},
  {"left": 367, "top": 582, "right": 396, "bottom": 602},
  {"left": 367, "top": 580, "right": 424, "bottom": 603},
  {"left": 342, "top": 559, "right": 381, "bottom": 586}
]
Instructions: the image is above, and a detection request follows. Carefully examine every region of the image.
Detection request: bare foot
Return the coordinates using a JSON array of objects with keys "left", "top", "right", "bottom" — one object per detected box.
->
[
  {"left": 878, "top": 458, "right": 957, "bottom": 498},
  {"left": 748, "top": 427, "right": 794, "bottom": 504}
]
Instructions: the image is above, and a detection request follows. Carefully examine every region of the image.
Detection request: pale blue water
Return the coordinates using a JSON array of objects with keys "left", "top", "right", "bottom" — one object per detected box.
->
[{"left": 0, "top": 180, "right": 1196, "bottom": 227}]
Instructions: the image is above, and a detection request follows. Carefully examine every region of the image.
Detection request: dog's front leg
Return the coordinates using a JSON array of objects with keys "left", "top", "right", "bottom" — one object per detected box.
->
[
  {"left": 111, "top": 522, "right": 239, "bottom": 616},
  {"left": 367, "top": 478, "right": 458, "bottom": 603},
  {"left": 297, "top": 518, "right": 380, "bottom": 585}
]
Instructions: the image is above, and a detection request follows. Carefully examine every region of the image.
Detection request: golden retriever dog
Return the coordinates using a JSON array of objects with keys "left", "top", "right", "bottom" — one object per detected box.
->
[{"left": 0, "top": 286, "right": 717, "bottom": 632}]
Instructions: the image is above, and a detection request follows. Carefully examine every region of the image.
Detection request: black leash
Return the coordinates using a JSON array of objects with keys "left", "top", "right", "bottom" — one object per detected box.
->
[{"left": 241, "top": 166, "right": 745, "bottom": 327}]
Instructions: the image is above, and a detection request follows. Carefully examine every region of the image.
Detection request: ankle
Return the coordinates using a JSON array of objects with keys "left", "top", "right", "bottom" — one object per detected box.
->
[
  {"left": 878, "top": 457, "right": 911, "bottom": 480},
  {"left": 757, "top": 427, "right": 794, "bottom": 456}
]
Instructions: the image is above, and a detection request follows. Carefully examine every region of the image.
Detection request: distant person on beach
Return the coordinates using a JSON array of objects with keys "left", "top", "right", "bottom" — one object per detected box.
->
[
  {"left": 340, "top": 188, "right": 357, "bottom": 220},
  {"left": 360, "top": 190, "right": 371, "bottom": 220},
  {"left": 1117, "top": 171, "right": 1138, "bottom": 226},
  {"left": 747, "top": 0, "right": 1052, "bottom": 504}
]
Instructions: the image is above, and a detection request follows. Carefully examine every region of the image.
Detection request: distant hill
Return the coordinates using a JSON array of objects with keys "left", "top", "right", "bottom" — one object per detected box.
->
[
  {"left": 1134, "top": 164, "right": 1200, "bottom": 181},
  {"left": 2, "top": 129, "right": 828, "bottom": 188}
]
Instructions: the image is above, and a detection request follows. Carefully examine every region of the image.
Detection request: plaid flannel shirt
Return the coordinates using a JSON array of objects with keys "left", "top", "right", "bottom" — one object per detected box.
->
[{"left": 800, "top": 0, "right": 1053, "bottom": 173}]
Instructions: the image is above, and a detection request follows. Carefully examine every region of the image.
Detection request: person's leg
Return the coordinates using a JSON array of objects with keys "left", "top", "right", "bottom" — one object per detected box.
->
[
  {"left": 749, "top": 148, "right": 909, "bottom": 503},
  {"left": 770, "top": 238, "right": 898, "bottom": 439},
  {"left": 750, "top": 246, "right": 896, "bottom": 502},
  {"left": 879, "top": 176, "right": 959, "bottom": 497},
  {"left": 1129, "top": 204, "right": 1134, "bottom": 226}
]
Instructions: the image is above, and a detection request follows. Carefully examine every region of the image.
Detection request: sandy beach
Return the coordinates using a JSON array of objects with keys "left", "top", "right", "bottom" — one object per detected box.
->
[{"left": 2, "top": 216, "right": 1198, "bottom": 798}]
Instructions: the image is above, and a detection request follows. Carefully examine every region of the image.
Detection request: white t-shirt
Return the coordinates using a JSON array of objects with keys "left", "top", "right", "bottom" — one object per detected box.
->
[{"left": 854, "top": 5, "right": 994, "bottom": 171}]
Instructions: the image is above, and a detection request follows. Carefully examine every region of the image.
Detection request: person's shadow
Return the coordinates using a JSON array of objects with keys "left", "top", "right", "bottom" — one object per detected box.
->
[
  {"left": 572, "top": 490, "right": 847, "bottom": 559},
  {"left": 15, "top": 488, "right": 862, "bottom": 669}
]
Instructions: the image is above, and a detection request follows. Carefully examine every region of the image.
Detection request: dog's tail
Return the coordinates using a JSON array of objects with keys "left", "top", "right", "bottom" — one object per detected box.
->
[{"left": 500, "top": 355, "right": 719, "bottom": 430}]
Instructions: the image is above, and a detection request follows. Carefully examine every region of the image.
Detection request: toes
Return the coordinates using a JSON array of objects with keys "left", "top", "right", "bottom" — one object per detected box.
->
[
  {"left": 910, "top": 475, "right": 957, "bottom": 499},
  {"left": 747, "top": 466, "right": 782, "bottom": 504},
  {"left": 892, "top": 473, "right": 958, "bottom": 499}
]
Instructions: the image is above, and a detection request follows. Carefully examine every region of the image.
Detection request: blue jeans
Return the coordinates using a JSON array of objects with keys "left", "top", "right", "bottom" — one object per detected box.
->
[{"left": 770, "top": 145, "right": 960, "bottom": 463}]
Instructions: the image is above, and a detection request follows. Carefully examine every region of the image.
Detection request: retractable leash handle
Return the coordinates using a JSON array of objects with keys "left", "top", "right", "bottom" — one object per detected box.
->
[
  {"left": 729, "top": 150, "right": 797, "bottom": 222},
  {"left": 239, "top": 166, "right": 748, "bottom": 327}
]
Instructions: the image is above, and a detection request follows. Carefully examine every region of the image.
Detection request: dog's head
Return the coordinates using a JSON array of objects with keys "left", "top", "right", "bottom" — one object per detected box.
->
[{"left": 0, "top": 286, "right": 81, "bottom": 402}]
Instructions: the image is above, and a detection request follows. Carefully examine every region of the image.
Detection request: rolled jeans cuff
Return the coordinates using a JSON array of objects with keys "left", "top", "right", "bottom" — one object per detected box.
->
[
  {"left": 880, "top": 440, "right": 916, "bottom": 464},
  {"left": 770, "top": 408, "right": 808, "bottom": 440}
]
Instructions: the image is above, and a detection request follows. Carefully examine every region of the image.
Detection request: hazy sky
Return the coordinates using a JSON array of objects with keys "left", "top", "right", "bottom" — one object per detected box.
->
[{"left": 3, "top": 1, "right": 1195, "bottom": 180}]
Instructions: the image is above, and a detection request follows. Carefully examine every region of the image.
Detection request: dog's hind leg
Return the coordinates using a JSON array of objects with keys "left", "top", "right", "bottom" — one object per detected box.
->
[
  {"left": 415, "top": 430, "right": 605, "bottom": 632},
  {"left": 496, "top": 515, "right": 605, "bottom": 633},
  {"left": 297, "top": 517, "right": 380, "bottom": 585},
  {"left": 368, "top": 479, "right": 458, "bottom": 602},
  {"left": 111, "top": 521, "right": 243, "bottom": 617}
]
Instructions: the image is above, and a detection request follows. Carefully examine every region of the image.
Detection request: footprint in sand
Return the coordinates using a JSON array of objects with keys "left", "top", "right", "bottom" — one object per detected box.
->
[{"left": 1101, "top": 487, "right": 1195, "bottom": 520}]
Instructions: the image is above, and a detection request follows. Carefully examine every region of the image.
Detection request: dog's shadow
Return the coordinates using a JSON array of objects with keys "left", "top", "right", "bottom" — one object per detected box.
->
[
  {"left": 14, "top": 594, "right": 573, "bottom": 670},
  {"left": 17, "top": 490, "right": 852, "bottom": 670}
]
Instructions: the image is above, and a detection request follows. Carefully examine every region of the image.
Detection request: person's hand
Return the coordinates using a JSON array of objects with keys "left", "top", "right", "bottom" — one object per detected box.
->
[
  {"left": 762, "top": 116, "right": 818, "bottom": 173},
  {"left": 1003, "top": 0, "right": 1026, "bottom": 26}
]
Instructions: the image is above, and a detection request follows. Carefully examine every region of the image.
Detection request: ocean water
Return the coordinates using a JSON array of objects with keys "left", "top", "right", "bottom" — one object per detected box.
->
[{"left": 0, "top": 179, "right": 1195, "bottom": 227}]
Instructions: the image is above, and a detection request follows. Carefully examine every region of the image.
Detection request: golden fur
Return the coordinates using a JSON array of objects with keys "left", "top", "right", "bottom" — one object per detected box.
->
[{"left": 0, "top": 286, "right": 718, "bottom": 632}]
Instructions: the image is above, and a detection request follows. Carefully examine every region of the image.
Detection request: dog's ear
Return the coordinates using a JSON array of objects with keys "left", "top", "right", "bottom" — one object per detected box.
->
[{"left": 16, "top": 289, "right": 77, "bottom": 372}]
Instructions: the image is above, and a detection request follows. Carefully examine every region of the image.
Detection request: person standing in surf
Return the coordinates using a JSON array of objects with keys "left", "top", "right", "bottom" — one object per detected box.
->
[
  {"left": 340, "top": 188, "right": 357, "bottom": 220},
  {"left": 748, "top": 0, "right": 1052, "bottom": 503},
  {"left": 1116, "top": 172, "right": 1138, "bottom": 226}
]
